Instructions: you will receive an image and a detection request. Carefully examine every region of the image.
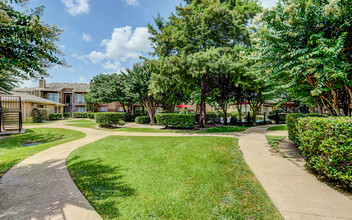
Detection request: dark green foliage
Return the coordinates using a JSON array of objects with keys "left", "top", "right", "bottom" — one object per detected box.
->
[
  {"left": 230, "top": 115, "right": 237, "bottom": 125},
  {"left": 135, "top": 116, "right": 150, "bottom": 124},
  {"left": 32, "top": 108, "right": 48, "bottom": 123},
  {"left": 156, "top": 113, "right": 195, "bottom": 129},
  {"left": 63, "top": 113, "right": 70, "bottom": 118},
  {"left": 296, "top": 117, "right": 352, "bottom": 187},
  {"left": 268, "top": 111, "right": 287, "bottom": 124},
  {"left": 49, "top": 113, "right": 62, "bottom": 120},
  {"left": 87, "top": 112, "right": 97, "bottom": 119},
  {"left": 206, "top": 112, "right": 221, "bottom": 124},
  {"left": 95, "top": 113, "right": 126, "bottom": 127},
  {"left": 72, "top": 112, "right": 88, "bottom": 118},
  {"left": 286, "top": 113, "right": 328, "bottom": 144},
  {"left": 125, "top": 114, "right": 136, "bottom": 122}
]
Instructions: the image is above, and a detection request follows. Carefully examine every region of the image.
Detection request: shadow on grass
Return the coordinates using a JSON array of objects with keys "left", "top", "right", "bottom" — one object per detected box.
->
[
  {"left": 0, "top": 130, "right": 65, "bottom": 150},
  {"left": 67, "top": 156, "right": 136, "bottom": 218}
]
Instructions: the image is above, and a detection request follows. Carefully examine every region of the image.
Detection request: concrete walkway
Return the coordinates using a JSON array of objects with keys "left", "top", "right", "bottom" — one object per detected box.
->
[
  {"left": 1, "top": 121, "right": 352, "bottom": 219},
  {"left": 240, "top": 126, "right": 352, "bottom": 220}
]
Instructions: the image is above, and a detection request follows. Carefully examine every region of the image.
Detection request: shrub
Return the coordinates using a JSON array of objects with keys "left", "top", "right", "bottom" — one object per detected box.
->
[
  {"left": 156, "top": 113, "right": 195, "bottom": 129},
  {"left": 125, "top": 114, "right": 136, "bottom": 122},
  {"left": 296, "top": 117, "right": 352, "bottom": 186},
  {"left": 230, "top": 115, "right": 237, "bottom": 125},
  {"left": 23, "top": 117, "right": 34, "bottom": 124},
  {"left": 49, "top": 113, "right": 62, "bottom": 120},
  {"left": 63, "top": 113, "right": 70, "bottom": 118},
  {"left": 135, "top": 116, "right": 150, "bottom": 124},
  {"left": 72, "top": 112, "right": 88, "bottom": 118},
  {"left": 87, "top": 112, "right": 97, "bottom": 119},
  {"left": 95, "top": 112, "right": 126, "bottom": 127},
  {"left": 268, "top": 111, "right": 287, "bottom": 123},
  {"left": 286, "top": 113, "right": 328, "bottom": 144},
  {"left": 32, "top": 108, "right": 49, "bottom": 123},
  {"left": 206, "top": 112, "right": 220, "bottom": 124}
]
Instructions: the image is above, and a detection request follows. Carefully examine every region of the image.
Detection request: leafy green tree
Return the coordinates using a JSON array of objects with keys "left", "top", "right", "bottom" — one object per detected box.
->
[
  {"left": 252, "top": 0, "right": 352, "bottom": 116},
  {"left": 122, "top": 62, "right": 158, "bottom": 124},
  {"left": 148, "top": 0, "right": 260, "bottom": 126},
  {"left": 0, "top": 1, "right": 67, "bottom": 89},
  {"left": 83, "top": 93, "right": 99, "bottom": 112}
]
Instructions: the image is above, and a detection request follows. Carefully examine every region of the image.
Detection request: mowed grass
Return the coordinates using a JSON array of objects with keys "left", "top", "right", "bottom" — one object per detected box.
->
[
  {"left": 0, "top": 128, "right": 86, "bottom": 177},
  {"left": 200, "top": 126, "right": 248, "bottom": 133},
  {"left": 67, "top": 136, "right": 282, "bottom": 219},
  {"left": 267, "top": 125, "right": 287, "bottom": 131}
]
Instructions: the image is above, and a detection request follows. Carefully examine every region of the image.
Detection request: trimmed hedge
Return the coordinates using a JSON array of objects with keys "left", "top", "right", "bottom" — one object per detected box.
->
[
  {"left": 63, "top": 113, "right": 70, "bottom": 118},
  {"left": 125, "top": 114, "right": 136, "bottom": 122},
  {"left": 156, "top": 113, "right": 195, "bottom": 128},
  {"left": 72, "top": 112, "right": 88, "bottom": 118},
  {"left": 286, "top": 113, "right": 328, "bottom": 144},
  {"left": 32, "top": 108, "right": 49, "bottom": 123},
  {"left": 268, "top": 112, "right": 287, "bottom": 124},
  {"left": 49, "top": 113, "right": 62, "bottom": 120},
  {"left": 87, "top": 112, "right": 97, "bottom": 119},
  {"left": 95, "top": 112, "right": 126, "bottom": 127},
  {"left": 135, "top": 116, "right": 150, "bottom": 124},
  {"left": 296, "top": 117, "right": 352, "bottom": 186}
]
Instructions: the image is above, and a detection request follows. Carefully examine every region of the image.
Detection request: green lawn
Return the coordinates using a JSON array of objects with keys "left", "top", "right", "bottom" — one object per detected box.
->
[
  {"left": 0, "top": 128, "right": 86, "bottom": 177},
  {"left": 23, "top": 121, "right": 53, "bottom": 126},
  {"left": 267, "top": 125, "right": 287, "bottom": 131},
  {"left": 200, "top": 126, "right": 248, "bottom": 133},
  {"left": 266, "top": 136, "right": 287, "bottom": 157},
  {"left": 67, "top": 136, "right": 282, "bottom": 219}
]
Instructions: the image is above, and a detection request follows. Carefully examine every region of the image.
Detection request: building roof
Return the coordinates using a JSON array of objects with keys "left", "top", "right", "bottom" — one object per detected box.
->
[
  {"left": 0, "top": 91, "right": 64, "bottom": 106},
  {"left": 13, "top": 82, "right": 90, "bottom": 93}
]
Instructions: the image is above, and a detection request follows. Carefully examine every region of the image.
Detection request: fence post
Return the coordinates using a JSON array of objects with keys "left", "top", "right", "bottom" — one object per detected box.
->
[
  {"left": 275, "top": 111, "right": 279, "bottom": 124},
  {"left": 264, "top": 112, "right": 266, "bottom": 124},
  {"left": 247, "top": 112, "right": 251, "bottom": 127}
]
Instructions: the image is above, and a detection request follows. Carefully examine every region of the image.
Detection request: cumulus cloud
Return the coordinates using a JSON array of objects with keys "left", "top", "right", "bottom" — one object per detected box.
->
[
  {"left": 260, "top": 0, "right": 277, "bottom": 9},
  {"left": 82, "top": 33, "right": 92, "bottom": 42},
  {"left": 83, "top": 26, "right": 152, "bottom": 71},
  {"left": 77, "top": 75, "right": 87, "bottom": 83},
  {"left": 62, "top": 0, "right": 90, "bottom": 16},
  {"left": 125, "top": 0, "right": 139, "bottom": 6}
]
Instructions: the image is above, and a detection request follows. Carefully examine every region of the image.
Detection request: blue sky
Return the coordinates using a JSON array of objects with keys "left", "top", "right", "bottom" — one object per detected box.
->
[{"left": 16, "top": 0, "right": 277, "bottom": 88}]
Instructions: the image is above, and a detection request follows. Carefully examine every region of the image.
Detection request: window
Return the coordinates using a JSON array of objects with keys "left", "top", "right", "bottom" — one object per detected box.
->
[
  {"left": 118, "top": 107, "right": 124, "bottom": 112},
  {"left": 76, "top": 107, "right": 86, "bottom": 112},
  {"left": 76, "top": 94, "right": 84, "bottom": 103},
  {"left": 47, "top": 93, "right": 59, "bottom": 103},
  {"left": 100, "top": 107, "right": 106, "bottom": 112}
]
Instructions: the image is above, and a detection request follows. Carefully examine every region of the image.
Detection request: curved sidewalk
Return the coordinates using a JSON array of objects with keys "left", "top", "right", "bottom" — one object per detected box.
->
[{"left": 239, "top": 127, "right": 352, "bottom": 220}]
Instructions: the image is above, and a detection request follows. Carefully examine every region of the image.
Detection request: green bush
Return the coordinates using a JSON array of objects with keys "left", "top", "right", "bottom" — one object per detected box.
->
[
  {"left": 23, "top": 117, "right": 34, "bottom": 124},
  {"left": 95, "top": 112, "right": 126, "bottom": 127},
  {"left": 135, "top": 116, "right": 150, "bottom": 124},
  {"left": 32, "top": 108, "right": 49, "bottom": 123},
  {"left": 296, "top": 117, "right": 352, "bottom": 186},
  {"left": 206, "top": 112, "right": 221, "bottom": 124},
  {"left": 72, "top": 112, "right": 88, "bottom": 118},
  {"left": 156, "top": 113, "right": 195, "bottom": 129},
  {"left": 125, "top": 114, "right": 136, "bottom": 122},
  {"left": 268, "top": 111, "right": 287, "bottom": 123},
  {"left": 286, "top": 113, "right": 328, "bottom": 144},
  {"left": 49, "top": 113, "right": 62, "bottom": 120},
  {"left": 87, "top": 112, "right": 97, "bottom": 119},
  {"left": 63, "top": 113, "right": 70, "bottom": 118}
]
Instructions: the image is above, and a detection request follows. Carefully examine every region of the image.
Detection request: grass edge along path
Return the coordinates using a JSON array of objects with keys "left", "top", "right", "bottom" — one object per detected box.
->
[
  {"left": 267, "top": 125, "right": 287, "bottom": 131},
  {"left": 0, "top": 128, "right": 86, "bottom": 178},
  {"left": 67, "top": 136, "right": 282, "bottom": 219}
]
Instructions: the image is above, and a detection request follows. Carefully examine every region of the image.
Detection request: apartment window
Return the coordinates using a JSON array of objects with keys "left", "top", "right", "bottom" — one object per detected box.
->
[
  {"left": 100, "top": 107, "right": 106, "bottom": 112},
  {"left": 47, "top": 93, "right": 59, "bottom": 103},
  {"left": 76, "top": 94, "right": 84, "bottom": 103},
  {"left": 76, "top": 107, "right": 86, "bottom": 112}
]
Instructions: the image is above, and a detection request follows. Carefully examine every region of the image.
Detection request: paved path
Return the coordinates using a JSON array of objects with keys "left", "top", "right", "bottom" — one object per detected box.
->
[
  {"left": 240, "top": 127, "right": 352, "bottom": 220},
  {"left": 1, "top": 121, "right": 352, "bottom": 219}
]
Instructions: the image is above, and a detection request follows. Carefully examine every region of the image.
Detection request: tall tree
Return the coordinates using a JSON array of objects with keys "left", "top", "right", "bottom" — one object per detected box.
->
[
  {"left": 122, "top": 62, "right": 159, "bottom": 124},
  {"left": 0, "top": 1, "right": 67, "bottom": 89},
  {"left": 252, "top": 0, "right": 352, "bottom": 116},
  {"left": 148, "top": 0, "right": 260, "bottom": 126}
]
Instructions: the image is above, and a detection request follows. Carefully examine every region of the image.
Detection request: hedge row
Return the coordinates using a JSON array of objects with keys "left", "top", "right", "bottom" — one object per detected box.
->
[
  {"left": 72, "top": 112, "right": 88, "bottom": 118},
  {"left": 95, "top": 112, "right": 126, "bottom": 127},
  {"left": 156, "top": 113, "right": 195, "bottom": 128},
  {"left": 135, "top": 116, "right": 150, "bottom": 124},
  {"left": 49, "top": 113, "right": 62, "bottom": 120},
  {"left": 32, "top": 108, "right": 49, "bottom": 123},
  {"left": 296, "top": 117, "right": 352, "bottom": 186},
  {"left": 63, "top": 113, "right": 70, "bottom": 118},
  {"left": 286, "top": 113, "right": 327, "bottom": 144}
]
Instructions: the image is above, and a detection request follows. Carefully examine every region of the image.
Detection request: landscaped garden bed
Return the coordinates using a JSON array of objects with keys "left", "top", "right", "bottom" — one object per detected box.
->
[{"left": 67, "top": 136, "right": 281, "bottom": 219}]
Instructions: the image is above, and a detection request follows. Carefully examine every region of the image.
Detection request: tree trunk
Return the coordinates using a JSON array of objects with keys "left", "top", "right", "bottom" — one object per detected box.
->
[
  {"left": 120, "top": 102, "right": 126, "bottom": 113},
  {"left": 199, "top": 77, "right": 207, "bottom": 127},
  {"left": 222, "top": 105, "right": 228, "bottom": 125},
  {"left": 143, "top": 98, "right": 157, "bottom": 124}
]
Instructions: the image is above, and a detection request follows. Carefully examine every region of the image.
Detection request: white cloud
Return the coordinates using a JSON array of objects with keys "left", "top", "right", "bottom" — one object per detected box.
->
[
  {"left": 125, "top": 0, "right": 139, "bottom": 6},
  {"left": 62, "top": 0, "right": 90, "bottom": 16},
  {"left": 84, "top": 26, "right": 152, "bottom": 72},
  {"left": 18, "top": 80, "right": 38, "bottom": 88},
  {"left": 77, "top": 75, "right": 87, "bottom": 83},
  {"left": 82, "top": 33, "right": 92, "bottom": 42}
]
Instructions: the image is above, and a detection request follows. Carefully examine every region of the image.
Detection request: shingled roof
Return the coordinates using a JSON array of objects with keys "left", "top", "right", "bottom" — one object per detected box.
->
[{"left": 13, "top": 82, "right": 90, "bottom": 93}]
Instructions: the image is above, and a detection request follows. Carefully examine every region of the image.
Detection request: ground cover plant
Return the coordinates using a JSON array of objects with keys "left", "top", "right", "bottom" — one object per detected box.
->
[
  {"left": 267, "top": 125, "right": 287, "bottom": 131},
  {"left": 0, "top": 128, "right": 85, "bottom": 177},
  {"left": 67, "top": 136, "right": 281, "bottom": 219},
  {"left": 266, "top": 136, "right": 287, "bottom": 158}
]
